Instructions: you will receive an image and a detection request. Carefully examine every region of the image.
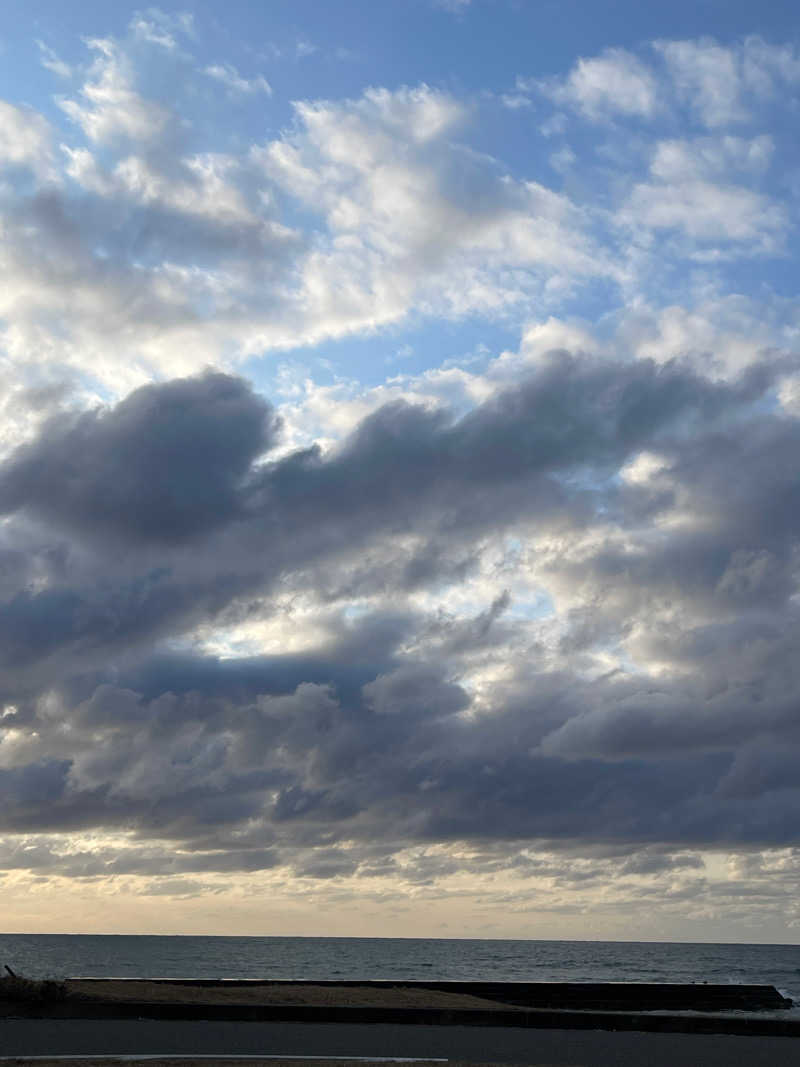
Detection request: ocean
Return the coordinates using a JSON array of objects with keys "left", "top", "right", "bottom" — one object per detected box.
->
[{"left": 2, "top": 934, "right": 800, "bottom": 1010}]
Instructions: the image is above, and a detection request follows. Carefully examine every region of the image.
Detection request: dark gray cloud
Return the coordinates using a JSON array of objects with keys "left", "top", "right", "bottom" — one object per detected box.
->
[
  {"left": 0, "top": 371, "right": 278, "bottom": 544},
  {"left": 254, "top": 353, "right": 767, "bottom": 531},
  {"left": 2, "top": 352, "right": 800, "bottom": 878}
]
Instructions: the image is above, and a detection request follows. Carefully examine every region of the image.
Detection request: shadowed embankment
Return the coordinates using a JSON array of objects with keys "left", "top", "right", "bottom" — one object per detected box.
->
[{"left": 0, "top": 977, "right": 796, "bottom": 1037}]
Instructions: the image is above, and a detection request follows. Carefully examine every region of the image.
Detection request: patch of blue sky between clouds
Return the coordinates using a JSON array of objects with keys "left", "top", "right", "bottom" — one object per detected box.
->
[{"left": 243, "top": 317, "right": 519, "bottom": 397}]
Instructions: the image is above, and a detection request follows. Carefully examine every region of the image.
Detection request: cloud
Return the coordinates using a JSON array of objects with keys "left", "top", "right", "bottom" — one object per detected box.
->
[
  {"left": 609, "top": 293, "right": 799, "bottom": 377},
  {"left": 0, "top": 352, "right": 797, "bottom": 868},
  {"left": 3, "top": 23, "right": 800, "bottom": 926},
  {"left": 58, "top": 38, "right": 172, "bottom": 145},
  {"left": 0, "top": 47, "right": 611, "bottom": 389},
  {"left": 204, "top": 64, "right": 272, "bottom": 96},
  {"left": 529, "top": 36, "right": 800, "bottom": 137},
  {"left": 544, "top": 47, "right": 659, "bottom": 119},
  {"left": 622, "top": 178, "right": 784, "bottom": 252},
  {"left": 648, "top": 135, "right": 774, "bottom": 182},
  {"left": 129, "top": 9, "right": 195, "bottom": 50},
  {"left": 616, "top": 132, "right": 785, "bottom": 258},
  {"left": 656, "top": 38, "right": 748, "bottom": 127},
  {"left": 36, "top": 41, "right": 72, "bottom": 79},
  {"left": 654, "top": 37, "right": 800, "bottom": 127},
  {"left": 256, "top": 83, "right": 611, "bottom": 335},
  {"left": 0, "top": 101, "right": 54, "bottom": 177},
  {"left": 0, "top": 372, "right": 278, "bottom": 545},
  {"left": 3, "top": 29, "right": 794, "bottom": 398}
]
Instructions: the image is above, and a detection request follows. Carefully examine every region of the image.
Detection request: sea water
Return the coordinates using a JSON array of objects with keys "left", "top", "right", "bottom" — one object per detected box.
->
[{"left": 1, "top": 934, "right": 800, "bottom": 1009}]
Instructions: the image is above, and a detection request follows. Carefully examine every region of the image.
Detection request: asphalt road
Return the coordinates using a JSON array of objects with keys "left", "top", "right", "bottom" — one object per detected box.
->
[{"left": 2, "top": 1019, "right": 800, "bottom": 1067}]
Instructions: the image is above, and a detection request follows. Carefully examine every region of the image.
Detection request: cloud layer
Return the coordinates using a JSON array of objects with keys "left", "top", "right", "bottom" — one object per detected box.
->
[
  {"left": 2, "top": 15, "right": 800, "bottom": 933},
  {"left": 1, "top": 353, "right": 799, "bottom": 890}
]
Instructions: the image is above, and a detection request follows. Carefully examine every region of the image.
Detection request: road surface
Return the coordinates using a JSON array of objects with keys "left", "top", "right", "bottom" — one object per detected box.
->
[{"left": 2, "top": 1019, "right": 800, "bottom": 1066}]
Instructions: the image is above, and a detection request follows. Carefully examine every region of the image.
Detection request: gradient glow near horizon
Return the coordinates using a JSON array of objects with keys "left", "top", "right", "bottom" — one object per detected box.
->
[{"left": 1, "top": 0, "right": 800, "bottom": 941}]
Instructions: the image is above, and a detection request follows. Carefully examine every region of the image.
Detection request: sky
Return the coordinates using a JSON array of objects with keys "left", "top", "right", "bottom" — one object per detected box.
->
[{"left": 1, "top": 0, "right": 800, "bottom": 942}]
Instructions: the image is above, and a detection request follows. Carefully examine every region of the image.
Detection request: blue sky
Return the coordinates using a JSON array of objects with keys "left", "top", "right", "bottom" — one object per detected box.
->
[{"left": 2, "top": 1, "right": 800, "bottom": 940}]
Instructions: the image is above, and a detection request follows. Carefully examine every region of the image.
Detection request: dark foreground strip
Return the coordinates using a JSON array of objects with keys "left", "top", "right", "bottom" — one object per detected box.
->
[
  {"left": 2, "top": 1001, "right": 799, "bottom": 1038},
  {"left": 0, "top": 1057, "right": 447, "bottom": 1062}
]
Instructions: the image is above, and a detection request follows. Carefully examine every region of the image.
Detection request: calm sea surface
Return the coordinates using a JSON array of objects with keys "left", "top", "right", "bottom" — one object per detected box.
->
[{"left": 2, "top": 934, "right": 800, "bottom": 1009}]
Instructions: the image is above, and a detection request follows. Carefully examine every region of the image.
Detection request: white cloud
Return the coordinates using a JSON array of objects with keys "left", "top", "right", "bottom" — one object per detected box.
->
[
  {"left": 254, "top": 84, "right": 611, "bottom": 342},
  {"left": 129, "top": 9, "right": 195, "bottom": 49},
  {"left": 618, "top": 132, "right": 784, "bottom": 256},
  {"left": 0, "top": 101, "right": 54, "bottom": 177},
  {"left": 655, "top": 38, "right": 748, "bottom": 127},
  {"left": 623, "top": 179, "right": 784, "bottom": 252},
  {"left": 60, "top": 145, "right": 114, "bottom": 194},
  {"left": 536, "top": 37, "right": 800, "bottom": 132},
  {"left": 36, "top": 41, "right": 71, "bottom": 79},
  {"left": 545, "top": 47, "right": 659, "bottom": 119},
  {"left": 130, "top": 15, "right": 178, "bottom": 50},
  {"left": 58, "top": 38, "right": 170, "bottom": 144},
  {"left": 114, "top": 152, "right": 255, "bottom": 222},
  {"left": 1, "top": 30, "right": 796, "bottom": 399},
  {"left": 740, "top": 36, "right": 800, "bottom": 94},
  {"left": 649, "top": 135, "right": 774, "bottom": 182},
  {"left": 655, "top": 37, "right": 800, "bottom": 129},
  {"left": 204, "top": 63, "right": 272, "bottom": 96},
  {"left": 495, "top": 291, "right": 800, "bottom": 383},
  {"left": 515, "top": 316, "right": 599, "bottom": 362},
  {"left": 501, "top": 93, "right": 533, "bottom": 111},
  {"left": 613, "top": 293, "right": 800, "bottom": 377}
]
